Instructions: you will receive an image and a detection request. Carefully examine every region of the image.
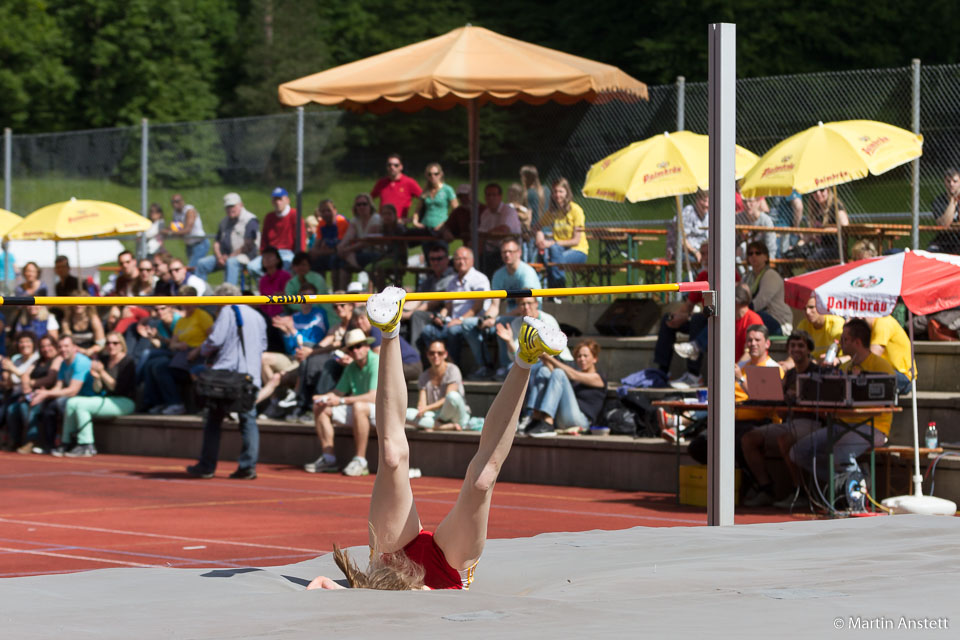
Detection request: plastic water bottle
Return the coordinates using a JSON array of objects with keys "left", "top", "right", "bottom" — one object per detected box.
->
[
  {"left": 824, "top": 339, "right": 839, "bottom": 365},
  {"left": 925, "top": 422, "right": 938, "bottom": 449}
]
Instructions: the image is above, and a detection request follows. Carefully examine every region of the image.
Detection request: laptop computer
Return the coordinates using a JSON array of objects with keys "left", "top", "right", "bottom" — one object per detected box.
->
[{"left": 743, "top": 365, "right": 784, "bottom": 403}]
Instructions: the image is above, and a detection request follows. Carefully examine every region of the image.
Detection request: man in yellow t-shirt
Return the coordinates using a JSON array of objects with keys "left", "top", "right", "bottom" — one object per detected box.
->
[
  {"left": 794, "top": 296, "right": 844, "bottom": 358},
  {"left": 534, "top": 178, "right": 588, "bottom": 289},
  {"left": 866, "top": 315, "right": 915, "bottom": 393},
  {"left": 789, "top": 318, "right": 893, "bottom": 477}
]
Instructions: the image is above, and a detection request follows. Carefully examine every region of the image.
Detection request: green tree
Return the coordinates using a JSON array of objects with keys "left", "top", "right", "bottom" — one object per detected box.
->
[
  {"left": 0, "top": 0, "right": 77, "bottom": 131},
  {"left": 52, "top": 0, "right": 237, "bottom": 127}
]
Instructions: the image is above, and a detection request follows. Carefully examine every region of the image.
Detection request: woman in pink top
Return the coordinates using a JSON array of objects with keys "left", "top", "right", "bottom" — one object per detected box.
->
[{"left": 258, "top": 247, "right": 292, "bottom": 318}]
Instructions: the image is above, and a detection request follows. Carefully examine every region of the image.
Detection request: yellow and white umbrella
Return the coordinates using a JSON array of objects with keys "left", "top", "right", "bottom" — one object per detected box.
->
[
  {"left": 740, "top": 120, "right": 923, "bottom": 197},
  {"left": 0, "top": 208, "right": 23, "bottom": 238},
  {"left": 7, "top": 197, "right": 150, "bottom": 240},
  {"left": 582, "top": 130, "right": 760, "bottom": 203}
]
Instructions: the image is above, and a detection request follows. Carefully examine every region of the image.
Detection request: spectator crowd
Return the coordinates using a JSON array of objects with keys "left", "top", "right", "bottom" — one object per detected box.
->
[{"left": 0, "top": 156, "right": 955, "bottom": 499}]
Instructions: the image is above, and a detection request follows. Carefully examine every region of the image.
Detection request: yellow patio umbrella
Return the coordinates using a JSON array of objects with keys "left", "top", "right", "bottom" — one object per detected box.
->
[
  {"left": 582, "top": 130, "right": 760, "bottom": 203},
  {"left": 278, "top": 25, "right": 648, "bottom": 256},
  {"left": 740, "top": 120, "right": 923, "bottom": 197},
  {"left": 582, "top": 131, "right": 759, "bottom": 283},
  {"left": 0, "top": 208, "right": 23, "bottom": 237},
  {"left": 7, "top": 197, "right": 150, "bottom": 240}
]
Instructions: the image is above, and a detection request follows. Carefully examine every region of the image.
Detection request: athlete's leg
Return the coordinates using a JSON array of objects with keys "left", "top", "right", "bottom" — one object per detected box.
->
[
  {"left": 365, "top": 287, "right": 421, "bottom": 552},
  {"left": 435, "top": 317, "right": 566, "bottom": 570}
]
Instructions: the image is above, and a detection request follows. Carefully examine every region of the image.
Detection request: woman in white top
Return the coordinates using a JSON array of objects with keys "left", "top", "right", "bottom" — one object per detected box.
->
[
  {"left": 406, "top": 340, "right": 470, "bottom": 430},
  {"left": 165, "top": 194, "right": 208, "bottom": 267},
  {"left": 335, "top": 193, "right": 382, "bottom": 289}
]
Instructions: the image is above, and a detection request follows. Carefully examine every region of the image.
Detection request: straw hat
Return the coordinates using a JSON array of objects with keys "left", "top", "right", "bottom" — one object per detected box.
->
[{"left": 343, "top": 329, "right": 374, "bottom": 349}]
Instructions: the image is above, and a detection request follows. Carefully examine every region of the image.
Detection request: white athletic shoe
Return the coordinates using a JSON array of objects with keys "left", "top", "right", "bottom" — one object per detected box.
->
[
  {"left": 669, "top": 372, "right": 703, "bottom": 389},
  {"left": 342, "top": 457, "right": 370, "bottom": 477},
  {"left": 673, "top": 341, "right": 701, "bottom": 361},
  {"left": 304, "top": 456, "right": 339, "bottom": 474},
  {"left": 366, "top": 286, "right": 406, "bottom": 335}
]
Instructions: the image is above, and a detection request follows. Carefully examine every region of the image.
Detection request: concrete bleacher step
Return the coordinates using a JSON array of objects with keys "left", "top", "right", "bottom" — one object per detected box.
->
[{"left": 540, "top": 299, "right": 960, "bottom": 393}]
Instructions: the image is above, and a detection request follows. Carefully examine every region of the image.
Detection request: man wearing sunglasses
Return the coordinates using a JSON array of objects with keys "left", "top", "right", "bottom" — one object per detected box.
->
[
  {"left": 306, "top": 329, "right": 378, "bottom": 477},
  {"left": 370, "top": 153, "right": 422, "bottom": 224}
]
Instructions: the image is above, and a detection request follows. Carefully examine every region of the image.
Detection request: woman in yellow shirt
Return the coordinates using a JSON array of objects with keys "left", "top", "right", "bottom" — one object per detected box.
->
[{"left": 534, "top": 177, "right": 589, "bottom": 288}]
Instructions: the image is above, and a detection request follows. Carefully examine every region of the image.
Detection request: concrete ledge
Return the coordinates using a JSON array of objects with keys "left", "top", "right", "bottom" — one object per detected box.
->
[
  {"left": 95, "top": 415, "right": 696, "bottom": 493},
  {"left": 92, "top": 413, "right": 960, "bottom": 502}
]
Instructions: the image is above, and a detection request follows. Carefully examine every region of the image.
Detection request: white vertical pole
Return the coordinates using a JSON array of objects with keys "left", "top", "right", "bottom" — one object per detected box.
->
[
  {"left": 707, "top": 22, "right": 737, "bottom": 526},
  {"left": 139, "top": 118, "right": 149, "bottom": 258},
  {"left": 468, "top": 100, "right": 479, "bottom": 260},
  {"left": 911, "top": 59, "right": 921, "bottom": 250},
  {"left": 3, "top": 127, "right": 10, "bottom": 211},
  {"left": 675, "top": 76, "right": 686, "bottom": 293},
  {"left": 2, "top": 127, "right": 10, "bottom": 293},
  {"left": 295, "top": 106, "right": 305, "bottom": 253}
]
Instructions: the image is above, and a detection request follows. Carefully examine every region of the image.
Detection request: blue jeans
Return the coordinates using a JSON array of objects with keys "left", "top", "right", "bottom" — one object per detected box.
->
[
  {"left": 790, "top": 421, "right": 887, "bottom": 477},
  {"left": 895, "top": 371, "right": 911, "bottom": 395},
  {"left": 196, "top": 404, "right": 259, "bottom": 472},
  {"left": 654, "top": 312, "right": 707, "bottom": 376},
  {"left": 525, "top": 366, "right": 590, "bottom": 429},
  {"left": 545, "top": 245, "right": 587, "bottom": 288},
  {"left": 194, "top": 254, "right": 247, "bottom": 286},
  {"left": 142, "top": 353, "right": 185, "bottom": 408},
  {"left": 419, "top": 317, "right": 485, "bottom": 370},
  {"left": 185, "top": 238, "right": 211, "bottom": 268},
  {"left": 247, "top": 250, "right": 294, "bottom": 280}
]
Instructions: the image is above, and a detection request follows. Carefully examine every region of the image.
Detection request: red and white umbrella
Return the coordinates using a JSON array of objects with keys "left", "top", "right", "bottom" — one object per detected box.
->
[
  {"left": 784, "top": 249, "right": 960, "bottom": 515},
  {"left": 785, "top": 249, "right": 960, "bottom": 318}
]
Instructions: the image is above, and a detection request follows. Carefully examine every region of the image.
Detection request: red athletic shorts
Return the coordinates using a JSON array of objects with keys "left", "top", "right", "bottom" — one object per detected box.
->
[{"left": 402, "top": 530, "right": 476, "bottom": 590}]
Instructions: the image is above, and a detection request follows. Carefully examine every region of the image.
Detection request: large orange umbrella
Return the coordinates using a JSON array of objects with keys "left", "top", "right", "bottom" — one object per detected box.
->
[{"left": 278, "top": 25, "right": 647, "bottom": 254}]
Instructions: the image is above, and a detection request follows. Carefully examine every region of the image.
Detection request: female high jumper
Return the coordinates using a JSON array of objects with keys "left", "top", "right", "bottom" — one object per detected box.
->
[{"left": 308, "top": 286, "right": 566, "bottom": 591}]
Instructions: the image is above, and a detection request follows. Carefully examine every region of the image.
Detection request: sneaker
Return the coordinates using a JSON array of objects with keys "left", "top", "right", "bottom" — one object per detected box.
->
[
  {"left": 366, "top": 286, "right": 406, "bottom": 335},
  {"left": 408, "top": 467, "right": 422, "bottom": 479},
  {"left": 673, "top": 341, "right": 701, "bottom": 361},
  {"left": 228, "top": 467, "right": 257, "bottom": 480},
  {"left": 277, "top": 389, "right": 298, "bottom": 409},
  {"left": 525, "top": 419, "right": 556, "bottom": 438},
  {"left": 517, "top": 414, "right": 533, "bottom": 433},
  {"left": 656, "top": 407, "right": 678, "bottom": 432},
  {"left": 147, "top": 405, "right": 164, "bottom": 415},
  {"left": 467, "top": 366, "right": 495, "bottom": 381},
  {"left": 51, "top": 446, "right": 66, "bottom": 457},
  {"left": 744, "top": 487, "right": 774, "bottom": 507},
  {"left": 517, "top": 316, "right": 567, "bottom": 366},
  {"left": 342, "top": 456, "right": 370, "bottom": 477},
  {"left": 64, "top": 444, "right": 97, "bottom": 458},
  {"left": 161, "top": 404, "right": 186, "bottom": 415},
  {"left": 304, "top": 456, "right": 339, "bottom": 474},
  {"left": 32, "top": 446, "right": 50, "bottom": 455},
  {"left": 185, "top": 464, "right": 215, "bottom": 479},
  {"left": 670, "top": 372, "right": 703, "bottom": 389},
  {"left": 494, "top": 367, "right": 508, "bottom": 382},
  {"left": 660, "top": 426, "right": 680, "bottom": 443},
  {"left": 772, "top": 487, "right": 810, "bottom": 510}
]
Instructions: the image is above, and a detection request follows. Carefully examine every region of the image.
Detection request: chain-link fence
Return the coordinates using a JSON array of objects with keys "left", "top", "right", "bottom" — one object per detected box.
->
[{"left": 3, "top": 62, "right": 960, "bottom": 294}]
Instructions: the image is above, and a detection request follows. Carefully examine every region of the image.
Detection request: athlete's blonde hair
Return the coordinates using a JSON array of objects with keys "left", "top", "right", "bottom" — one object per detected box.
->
[{"left": 332, "top": 543, "right": 426, "bottom": 590}]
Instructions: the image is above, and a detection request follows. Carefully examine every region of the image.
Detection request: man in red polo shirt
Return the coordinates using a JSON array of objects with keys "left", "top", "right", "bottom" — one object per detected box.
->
[
  {"left": 249, "top": 187, "right": 306, "bottom": 278},
  {"left": 371, "top": 153, "right": 422, "bottom": 223}
]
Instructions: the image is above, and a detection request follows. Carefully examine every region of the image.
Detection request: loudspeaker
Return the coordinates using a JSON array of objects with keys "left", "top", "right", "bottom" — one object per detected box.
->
[{"left": 593, "top": 298, "right": 661, "bottom": 337}]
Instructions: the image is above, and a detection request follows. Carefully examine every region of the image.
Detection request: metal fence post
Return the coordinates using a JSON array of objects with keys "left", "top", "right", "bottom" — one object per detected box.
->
[
  {"left": 295, "top": 106, "right": 304, "bottom": 253},
  {"left": 139, "top": 118, "right": 149, "bottom": 258},
  {"left": 707, "top": 22, "right": 736, "bottom": 527},
  {"left": 3, "top": 127, "right": 10, "bottom": 212},
  {"left": 675, "top": 76, "right": 686, "bottom": 291},
  {"left": 911, "top": 59, "right": 921, "bottom": 250},
  {"left": 3, "top": 127, "right": 11, "bottom": 293}
]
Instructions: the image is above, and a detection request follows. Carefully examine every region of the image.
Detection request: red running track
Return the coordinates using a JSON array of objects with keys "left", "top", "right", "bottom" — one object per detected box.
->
[{"left": 0, "top": 452, "right": 812, "bottom": 578}]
